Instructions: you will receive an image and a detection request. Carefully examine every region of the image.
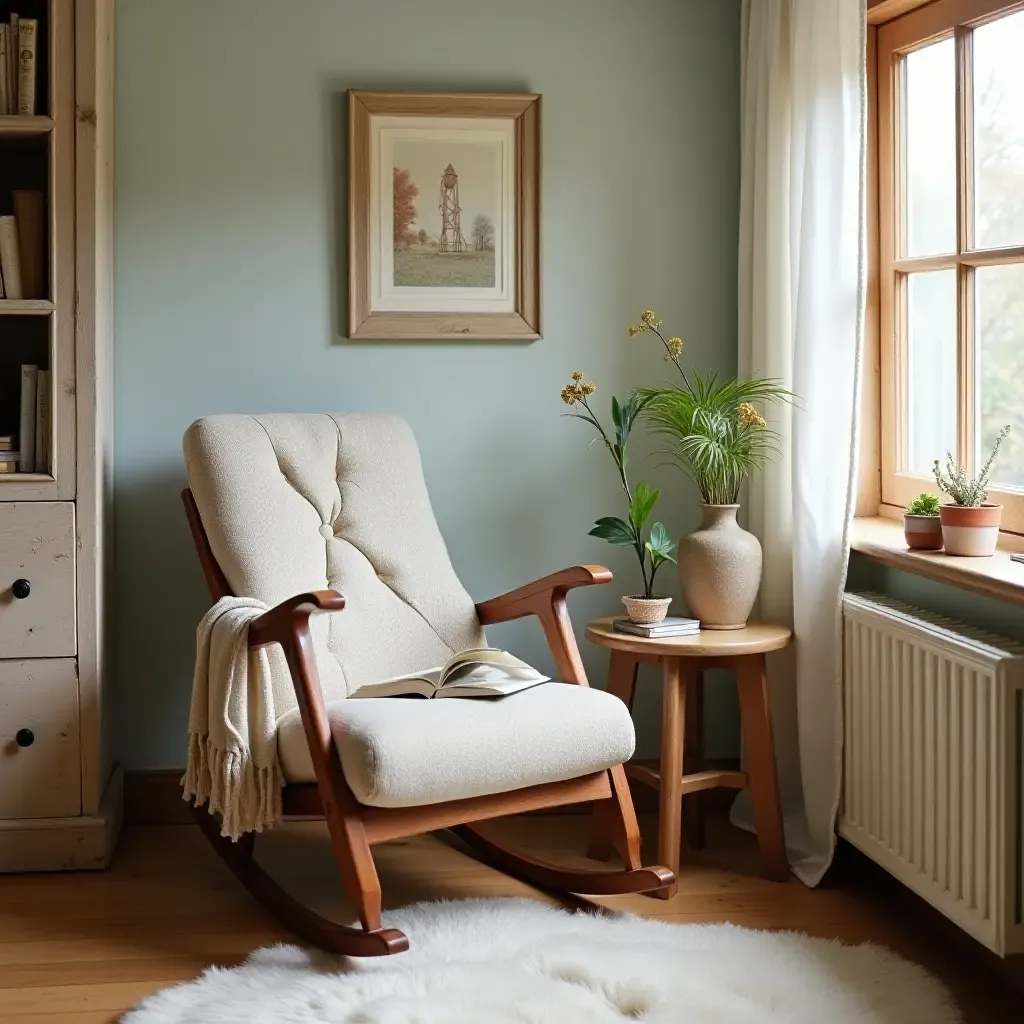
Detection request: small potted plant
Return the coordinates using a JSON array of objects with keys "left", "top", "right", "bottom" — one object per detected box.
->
[
  {"left": 560, "top": 372, "right": 677, "bottom": 623},
  {"left": 932, "top": 425, "right": 1010, "bottom": 557},
  {"left": 903, "top": 493, "right": 942, "bottom": 550}
]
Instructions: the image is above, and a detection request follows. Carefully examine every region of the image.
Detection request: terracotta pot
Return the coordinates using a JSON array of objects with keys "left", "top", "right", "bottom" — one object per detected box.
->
[
  {"left": 938, "top": 503, "right": 1002, "bottom": 556},
  {"left": 677, "top": 504, "right": 762, "bottom": 630},
  {"left": 621, "top": 594, "right": 672, "bottom": 625},
  {"left": 903, "top": 514, "right": 943, "bottom": 550}
]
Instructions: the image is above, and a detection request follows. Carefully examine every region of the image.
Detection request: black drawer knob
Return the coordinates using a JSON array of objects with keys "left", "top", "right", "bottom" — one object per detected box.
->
[
  {"left": 12, "top": 579, "right": 30, "bottom": 599},
  {"left": 15, "top": 728, "right": 34, "bottom": 748}
]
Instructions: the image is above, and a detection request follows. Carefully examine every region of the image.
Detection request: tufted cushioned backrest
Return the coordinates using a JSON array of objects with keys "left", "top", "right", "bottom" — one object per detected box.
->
[{"left": 183, "top": 414, "right": 486, "bottom": 715}]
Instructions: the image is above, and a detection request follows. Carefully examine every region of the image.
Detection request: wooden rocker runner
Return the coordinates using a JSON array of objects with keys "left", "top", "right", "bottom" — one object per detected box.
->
[{"left": 181, "top": 413, "right": 673, "bottom": 957}]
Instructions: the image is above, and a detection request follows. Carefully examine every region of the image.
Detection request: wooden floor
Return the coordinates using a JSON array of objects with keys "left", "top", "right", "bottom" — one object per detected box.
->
[{"left": 0, "top": 813, "right": 1020, "bottom": 1022}]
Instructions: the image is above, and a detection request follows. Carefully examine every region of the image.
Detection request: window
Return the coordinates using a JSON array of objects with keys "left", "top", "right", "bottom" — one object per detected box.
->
[{"left": 877, "top": 0, "right": 1024, "bottom": 532}]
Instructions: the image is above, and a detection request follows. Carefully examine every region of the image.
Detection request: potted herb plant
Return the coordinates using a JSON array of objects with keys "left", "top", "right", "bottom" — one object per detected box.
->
[
  {"left": 932, "top": 425, "right": 1010, "bottom": 557},
  {"left": 630, "top": 311, "right": 793, "bottom": 629},
  {"left": 560, "top": 372, "right": 677, "bottom": 623},
  {"left": 903, "top": 493, "right": 942, "bottom": 550}
]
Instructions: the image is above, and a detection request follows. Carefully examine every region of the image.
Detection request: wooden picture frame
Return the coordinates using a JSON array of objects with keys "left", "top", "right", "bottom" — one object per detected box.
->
[{"left": 347, "top": 90, "right": 541, "bottom": 341}]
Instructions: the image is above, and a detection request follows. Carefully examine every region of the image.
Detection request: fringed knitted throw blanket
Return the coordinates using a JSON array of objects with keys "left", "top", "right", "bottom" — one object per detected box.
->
[{"left": 182, "top": 596, "right": 289, "bottom": 840}]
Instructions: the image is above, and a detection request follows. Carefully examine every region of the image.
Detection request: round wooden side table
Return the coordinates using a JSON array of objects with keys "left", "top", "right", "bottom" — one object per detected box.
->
[{"left": 585, "top": 616, "right": 792, "bottom": 898}]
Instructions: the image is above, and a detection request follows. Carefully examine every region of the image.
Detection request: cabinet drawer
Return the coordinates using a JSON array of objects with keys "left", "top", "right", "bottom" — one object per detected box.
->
[
  {"left": 0, "top": 659, "right": 80, "bottom": 819},
  {"left": 0, "top": 503, "right": 76, "bottom": 658}
]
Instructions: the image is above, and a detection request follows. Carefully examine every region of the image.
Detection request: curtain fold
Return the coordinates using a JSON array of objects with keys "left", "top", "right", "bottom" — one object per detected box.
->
[{"left": 736, "top": 0, "right": 867, "bottom": 886}]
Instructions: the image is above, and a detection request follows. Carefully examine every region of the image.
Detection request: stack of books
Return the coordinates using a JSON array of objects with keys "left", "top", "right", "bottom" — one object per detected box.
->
[
  {"left": 613, "top": 616, "right": 700, "bottom": 639},
  {"left": 0, "top": 190, "right": 46, "bottom": 299},
  {"left": 0, "top": 14, "right": 38, "bottom": 115},
  {"left": 0, "top": 432, "right": 16, "bottom": 475}
]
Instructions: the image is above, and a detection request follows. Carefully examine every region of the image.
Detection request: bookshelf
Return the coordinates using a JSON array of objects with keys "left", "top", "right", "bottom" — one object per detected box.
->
[
  {"left": 0, "top": 113, "right": 51, "bottom": 134},
  {"left": 0, "top": 297, "right": 53, "bottom": 313},
  {"left": 0, "top": 0, "right": 70, "bottom": 492},
  {"left": 0, "top": 0, "right": 117, "bottom": 871}
]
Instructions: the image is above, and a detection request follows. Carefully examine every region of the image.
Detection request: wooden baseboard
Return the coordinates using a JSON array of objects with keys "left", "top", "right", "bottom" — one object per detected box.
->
[
  {"left": 0, "top": 764, "right": 123, "bottom": 872},
  {"left": 124, "top": 759, "right": 743, "bottom": 826},
  {"left": 123, "top": 768, "right": 193, "bottom": 825}
]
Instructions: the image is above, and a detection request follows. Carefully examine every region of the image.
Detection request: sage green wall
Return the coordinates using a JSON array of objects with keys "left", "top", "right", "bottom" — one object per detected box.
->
[{"left": 113, "top": 0, "right": 742, "bottom": 768}]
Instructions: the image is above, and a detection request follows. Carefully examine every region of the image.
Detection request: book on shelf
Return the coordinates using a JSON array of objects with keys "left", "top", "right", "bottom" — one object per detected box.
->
[
  {"left": 8, "top": 12, "right": 16, "bottom": 113},
  {"left": 0, "top": 433, "right": 16, "bottom": 452},
  {"left": 12, "top": 191, "right": 45, "bottom": 299},
  {"left": 18, "top": 363, "right": 37, "bottom": 473},
  {"left": 350, "top": 647, "right": 550, "bottom": 700},
  {"left": 613, "top": 616, "right": 701, "bottom": 639},
  {"left": 0, "top": 451, "right": 19, "bottom": 475},
  {"left": 34, "top": 368, "right": 49, "bottom": 471},
  {"left": 16, "top": 17, "right": 36, "bottom": 117},
  {"left": 0, "top": 24, "right": 9, "bottom": 116},
  {"left": 0, "top": 193, "right": 46, "bottom": 300},
  {"left": 8, "top": 14, "right": 16, "bottom": 113},
  {"left": 0, "top": 215, "right": 22, "bottom": 299}
]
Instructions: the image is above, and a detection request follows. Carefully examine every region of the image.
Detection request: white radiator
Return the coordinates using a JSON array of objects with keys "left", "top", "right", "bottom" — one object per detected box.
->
[{"left": 841, "top": 592, "right": 1024, "bottom": 956}]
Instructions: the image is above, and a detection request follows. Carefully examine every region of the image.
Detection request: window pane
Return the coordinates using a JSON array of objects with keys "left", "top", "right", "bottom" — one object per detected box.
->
[
  {"left": 907, "top": 269, "right": 957, "bottom": 475},
  {"left": 977, "top": 263, "right": 1024, "bottom": 490},
  {"left": 974, "top": 11, "right": 1024, "bottom": 249},
  {"left": 905, "top": 39, "right": 956, "bottom": 257}
]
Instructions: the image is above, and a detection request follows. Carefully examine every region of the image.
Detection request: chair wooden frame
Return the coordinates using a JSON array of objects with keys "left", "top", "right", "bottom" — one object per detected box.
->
[{"left": 181, "top": 489, "right": 674, "bottom": 956}]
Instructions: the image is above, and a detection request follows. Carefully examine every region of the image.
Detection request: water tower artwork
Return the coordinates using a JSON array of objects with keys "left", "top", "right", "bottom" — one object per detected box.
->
[{"left": 437, "top": 163, "right": 467, "bottom": 253}]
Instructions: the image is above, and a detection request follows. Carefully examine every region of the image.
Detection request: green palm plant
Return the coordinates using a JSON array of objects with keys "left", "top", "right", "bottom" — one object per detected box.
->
[{"left": 628, "top": 311, "right": 793, "bottom": 505}]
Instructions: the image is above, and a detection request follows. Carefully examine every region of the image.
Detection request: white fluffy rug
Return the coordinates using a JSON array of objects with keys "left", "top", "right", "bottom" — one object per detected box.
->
[{"left": 124, "top": 898, "right": 960, "bottom": 1023}]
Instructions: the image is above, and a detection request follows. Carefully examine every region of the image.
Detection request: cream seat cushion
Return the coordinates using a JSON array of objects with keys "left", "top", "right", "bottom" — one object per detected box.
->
[{"left": 277, "top": 683, "right": 635, "bottom": 808}]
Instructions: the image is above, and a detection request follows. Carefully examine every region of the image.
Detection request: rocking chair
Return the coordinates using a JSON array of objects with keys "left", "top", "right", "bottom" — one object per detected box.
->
[{"left": 182, "top": 413, "right": 674, "bottom": 956}]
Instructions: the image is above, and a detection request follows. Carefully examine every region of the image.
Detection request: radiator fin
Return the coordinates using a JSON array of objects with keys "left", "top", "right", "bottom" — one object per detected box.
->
[{"left": 841, "top": 592, "right": 1024, "bottom": 956}]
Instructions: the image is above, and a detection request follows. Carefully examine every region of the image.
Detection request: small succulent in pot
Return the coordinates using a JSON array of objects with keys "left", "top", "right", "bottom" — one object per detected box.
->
[
  {"left": 932, "top": 425, "right": 1010, "bottom": 557},
  {"left": 903, "top": 492, "right": 942, "bottom": 551},
  {"left": 560, "top": 372, "right": 677, "bottom": 623}
]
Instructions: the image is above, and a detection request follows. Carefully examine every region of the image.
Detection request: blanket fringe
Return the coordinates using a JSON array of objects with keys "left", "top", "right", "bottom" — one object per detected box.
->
[{"left": 182, "top": 732, "right": 284, "bottom": 841}]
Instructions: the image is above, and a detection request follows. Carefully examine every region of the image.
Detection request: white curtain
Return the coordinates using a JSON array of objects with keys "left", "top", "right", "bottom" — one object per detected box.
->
[{"left": 736, "top": 0, "right": 867, "bottom": 886}]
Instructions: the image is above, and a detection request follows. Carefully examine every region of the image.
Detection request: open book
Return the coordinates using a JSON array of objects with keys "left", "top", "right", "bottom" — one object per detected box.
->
[{"left": 350, "top": 647, "right": 550, "bottom": 700}]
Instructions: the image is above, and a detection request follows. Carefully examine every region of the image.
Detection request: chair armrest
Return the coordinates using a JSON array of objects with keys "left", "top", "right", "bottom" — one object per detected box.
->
[
  {"left": 248, "top": 590, "right": 346, "bottom": 649},
  {"left": 475, "top": 566, "right": 611, "bottom": 687},
  {"left": 242, "top": 590, "right": 376, "bottom": 862},
  {"left": 245, "top": 591, "right": 354, "bottom": 815},
  {"left": 475, "top": 565, "right": 611, "bottom": 625}
]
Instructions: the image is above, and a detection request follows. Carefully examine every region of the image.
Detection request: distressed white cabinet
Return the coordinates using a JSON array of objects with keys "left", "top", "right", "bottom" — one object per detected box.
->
[{"left": 0, "top": 0, "right": 118, "bottom": 871}]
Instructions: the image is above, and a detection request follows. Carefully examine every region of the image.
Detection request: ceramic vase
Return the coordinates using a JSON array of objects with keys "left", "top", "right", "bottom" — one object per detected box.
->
[
  {"left": 939, "top": 503, "right": 1002, "bottom": 556},
  {"left": 677, "top": 504, "right": 762, "bottom": 630}
]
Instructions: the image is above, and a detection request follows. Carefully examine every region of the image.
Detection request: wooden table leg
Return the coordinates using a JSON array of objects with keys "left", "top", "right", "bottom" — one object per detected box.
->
[
  {"left": 654, "top": 656, "right": 685, "bottom": 899},
  {"left": 682, "top": 666, "right": 706, "bottom": 849},
  {"left": 736, "top": 653, "right": 789, "bottom": 881},
  {"left": 588, "top": 650, "right": 638, "bottom": 862}
]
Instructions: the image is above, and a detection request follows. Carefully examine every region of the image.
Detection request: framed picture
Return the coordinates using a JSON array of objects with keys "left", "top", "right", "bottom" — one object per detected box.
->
[{"left": 347, "top": 91, "right": 541, "bottom": 340}]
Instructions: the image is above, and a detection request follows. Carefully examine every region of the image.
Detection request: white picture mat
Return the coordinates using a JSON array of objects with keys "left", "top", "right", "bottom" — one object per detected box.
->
[{"left": 369, "top": 116, "right": 516, "bottom": 313}]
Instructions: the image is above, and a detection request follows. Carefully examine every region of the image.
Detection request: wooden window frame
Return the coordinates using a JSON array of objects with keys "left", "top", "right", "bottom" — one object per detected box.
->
[{"left": 874, "top": 0, "right": 1024, "bottom": 533}]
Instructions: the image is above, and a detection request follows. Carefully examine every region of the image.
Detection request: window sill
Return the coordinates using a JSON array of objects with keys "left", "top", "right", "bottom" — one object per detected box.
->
[{"left": 850, "top": 516, "right": 1024, "bottom": 606}]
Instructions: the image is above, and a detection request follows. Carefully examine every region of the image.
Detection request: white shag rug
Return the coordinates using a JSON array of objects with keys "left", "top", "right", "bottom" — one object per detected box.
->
[{"left": 124, "top": 897, "right": 960, "bottom": 1023}]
